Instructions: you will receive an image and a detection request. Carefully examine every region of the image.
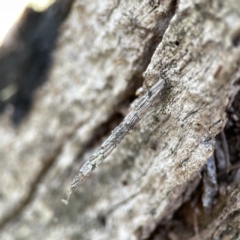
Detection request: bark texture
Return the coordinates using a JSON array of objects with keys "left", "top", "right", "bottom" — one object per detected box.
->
[{"left": 0, "top": 0, "right": 240, "bottom": 239}]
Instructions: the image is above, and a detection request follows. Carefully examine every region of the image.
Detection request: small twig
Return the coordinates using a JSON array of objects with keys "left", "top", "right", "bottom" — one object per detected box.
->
[
  {"left": 218, "top": 162, "right": 240, "bottom": 178},
  {"left": 220, "top": 131, "right": 231, "bottom": 173},
  {"left": 62, "top": 79, "right": 167, "bottom": 204},
  {"left": 201, "top": 155, "right": 218, "bottom": 211},
  {"left": 193, "top": 209, "right": 201, "bottom": 240}
]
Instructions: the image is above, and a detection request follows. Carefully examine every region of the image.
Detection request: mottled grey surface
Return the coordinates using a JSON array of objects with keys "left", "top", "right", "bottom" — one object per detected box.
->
[{"left": 1, "top": 0, "right": 240, "bottom": 239}]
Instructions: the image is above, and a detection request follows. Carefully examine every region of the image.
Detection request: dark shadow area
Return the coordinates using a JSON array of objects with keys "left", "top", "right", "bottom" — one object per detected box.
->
[{"left": 0, "top": 0, "right": 74, "bottom": 125}]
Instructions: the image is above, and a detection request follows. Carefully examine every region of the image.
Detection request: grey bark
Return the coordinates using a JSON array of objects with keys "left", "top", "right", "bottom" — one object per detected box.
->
[{"left": 1, "top": 0, "right": 240, "bottom": 239}]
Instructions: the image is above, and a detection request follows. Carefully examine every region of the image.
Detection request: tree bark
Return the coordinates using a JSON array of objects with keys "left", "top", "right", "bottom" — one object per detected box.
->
[{"left": 0, "top": 0, "right": 240, "bottom": 239}]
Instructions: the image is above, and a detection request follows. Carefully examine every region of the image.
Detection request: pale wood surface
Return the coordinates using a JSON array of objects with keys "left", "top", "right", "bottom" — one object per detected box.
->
[{"left": 1, "top": 0, "right": 240, "bottom": 239}]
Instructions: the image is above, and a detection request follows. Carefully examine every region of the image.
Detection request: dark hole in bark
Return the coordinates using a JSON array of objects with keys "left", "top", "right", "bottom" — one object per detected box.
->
[
  {"left": 122, "top": 180, "right": 128, "bottom": 186},
  {"left": 97, "top": 213, "right": 107, "bottom": 227},
  {"left": 232, "top": 30, "right": 240, "bottom": 47},
  {"left": 175, "top": 41, "right": 180, "bottom": 46}
]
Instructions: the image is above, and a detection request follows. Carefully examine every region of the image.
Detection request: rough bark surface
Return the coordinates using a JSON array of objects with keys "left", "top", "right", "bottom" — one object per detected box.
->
[{"left": 0, "top": 0, "right": 240, "bottom": 239}]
